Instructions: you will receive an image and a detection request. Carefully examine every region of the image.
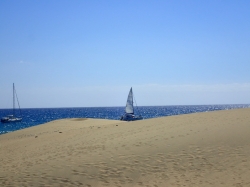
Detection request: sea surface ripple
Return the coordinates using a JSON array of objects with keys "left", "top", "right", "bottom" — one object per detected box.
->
[{"left": 0, "top": 104, "right": 249, "bottom": 135}]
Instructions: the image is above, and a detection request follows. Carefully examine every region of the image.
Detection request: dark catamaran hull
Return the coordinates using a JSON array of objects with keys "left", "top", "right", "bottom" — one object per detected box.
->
[{"left": 120, "top": 113, "right": 143, "bottom": 121}]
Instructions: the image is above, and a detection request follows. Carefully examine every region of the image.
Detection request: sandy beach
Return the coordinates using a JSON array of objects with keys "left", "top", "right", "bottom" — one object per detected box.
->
[{"left": 1, "top": 108, "right": 250, "bottom": 187}]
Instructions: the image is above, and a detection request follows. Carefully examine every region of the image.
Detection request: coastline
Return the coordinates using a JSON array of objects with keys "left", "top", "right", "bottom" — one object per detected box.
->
[
  {"left": 1, "top": 108, "right": 250, "bottom": 186},
  {"left": 1, "top": 104, "right": 249, "bottom": 135}
]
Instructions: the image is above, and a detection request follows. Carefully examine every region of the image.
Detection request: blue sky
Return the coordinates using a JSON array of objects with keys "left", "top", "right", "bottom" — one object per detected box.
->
[{"left": 0, "top": 0, "right": 250, "bottom": 108}]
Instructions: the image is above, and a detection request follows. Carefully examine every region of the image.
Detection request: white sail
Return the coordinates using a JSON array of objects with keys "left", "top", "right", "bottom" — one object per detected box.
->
[{"left": 125, "top": 87, "right": 134, "bottom": 114}]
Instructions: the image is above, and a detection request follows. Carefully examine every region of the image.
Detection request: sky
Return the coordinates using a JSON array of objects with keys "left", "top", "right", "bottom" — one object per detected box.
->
[{"left": 0, "top": 0, "right": 250, "bottom": 108}]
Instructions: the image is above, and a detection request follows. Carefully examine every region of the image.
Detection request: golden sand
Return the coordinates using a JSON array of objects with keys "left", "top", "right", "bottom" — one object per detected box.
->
[{"left": 1, "top": 108, "right": 250, "bottom": 187}]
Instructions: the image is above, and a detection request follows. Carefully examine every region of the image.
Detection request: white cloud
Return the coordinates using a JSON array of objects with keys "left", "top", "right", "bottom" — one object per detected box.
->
[
  {"left": 136, "top": 83, "right": 250, "bottom": 92},
  {"left": 134, "top": 83, "right": 250, "bottom": 105}
]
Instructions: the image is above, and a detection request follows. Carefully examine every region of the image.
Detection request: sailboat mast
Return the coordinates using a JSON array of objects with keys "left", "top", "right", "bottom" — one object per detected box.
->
[
  {"left": 131, "top": 88, "right": 134, "bottom": 112},
  {"left": 13, "top": 83, "right": 15, "bottom": 116}
]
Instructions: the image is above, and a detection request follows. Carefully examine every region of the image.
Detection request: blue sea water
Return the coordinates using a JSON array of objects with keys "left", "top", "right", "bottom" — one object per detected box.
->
[{"left": 0, "top": 104, "right": 249, "bottom": 135}]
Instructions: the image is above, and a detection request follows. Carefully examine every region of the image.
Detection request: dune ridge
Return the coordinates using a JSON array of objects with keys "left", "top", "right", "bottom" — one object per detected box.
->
[{"left": 1, "top": 108, "right": 250, "bottom": 186}]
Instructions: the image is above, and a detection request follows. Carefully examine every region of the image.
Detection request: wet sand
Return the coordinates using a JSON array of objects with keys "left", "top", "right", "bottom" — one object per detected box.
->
[{"left": 1, "top": 108, "right": 250, "bottom": 187}]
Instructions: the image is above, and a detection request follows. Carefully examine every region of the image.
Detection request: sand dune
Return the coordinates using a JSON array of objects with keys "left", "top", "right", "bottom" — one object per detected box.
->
[{"left": 1, "top": 108, "right": 250, "bottom": 187}]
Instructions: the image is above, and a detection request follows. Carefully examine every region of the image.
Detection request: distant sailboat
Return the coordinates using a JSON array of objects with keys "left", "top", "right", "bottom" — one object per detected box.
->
[
  {"left": 1, "top": 83, "right": 22, "bottom": 123},
  {"left": 120, "top": 87, "right": 143, "bottom": 121}
]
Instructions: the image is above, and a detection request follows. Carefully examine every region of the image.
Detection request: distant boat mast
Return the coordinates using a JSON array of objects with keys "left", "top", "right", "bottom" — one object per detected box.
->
[{"left": 13, "top": 83, "right": 15, "bottom": 116}]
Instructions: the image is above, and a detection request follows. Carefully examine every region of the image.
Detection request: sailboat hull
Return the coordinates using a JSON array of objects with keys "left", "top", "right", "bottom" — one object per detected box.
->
[
  {"left": 1, "top": 116, "right": 22, "bottom": 123},
  {"left": 120, "top": 113, "right": 143, "bottom": 121}
]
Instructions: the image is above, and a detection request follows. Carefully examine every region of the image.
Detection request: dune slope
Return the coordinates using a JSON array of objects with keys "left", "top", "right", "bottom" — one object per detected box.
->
[{"left": 1, "top": 108, "right": 250, "bottom": 187}]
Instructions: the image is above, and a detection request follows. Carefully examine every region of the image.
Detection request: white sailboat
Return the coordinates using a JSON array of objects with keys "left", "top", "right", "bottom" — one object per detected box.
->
[
  {"left": 1, "top": 83, "right": 22, "bottom": 123},
  {"left": 120, "top": 87, "right": 143, "bottom": 121}
]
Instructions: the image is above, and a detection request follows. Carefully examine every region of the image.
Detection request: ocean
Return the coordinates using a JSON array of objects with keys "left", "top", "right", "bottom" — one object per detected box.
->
[{"left": 0, "top": 104, "right": 249, "bottom": 135}]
